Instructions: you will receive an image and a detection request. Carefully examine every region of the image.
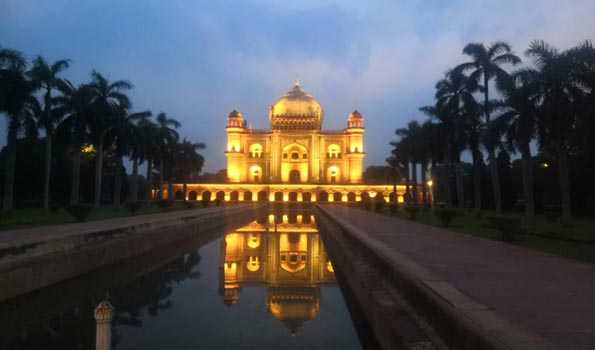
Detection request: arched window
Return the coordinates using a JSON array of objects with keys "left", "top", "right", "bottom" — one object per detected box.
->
[
  {"left": 328, "top": 144, "right": 341, "bottom": 158},
  {"left": 328, "top": 165, "right": 340, "bottom": 183},
  {"left": 283, "top": 144, "right": 308, "bottom": 161},
  {"left": 250, "top": 165, "right": 262, "bottom": 183},
  {"left": 249, "top": 144, "right": 263, "bottom": 158}
]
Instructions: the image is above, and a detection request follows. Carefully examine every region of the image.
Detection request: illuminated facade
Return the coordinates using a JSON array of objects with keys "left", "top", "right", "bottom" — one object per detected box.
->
[
  {"left": 219, "top": 212, "right": 335, "bottom": 334},
  {"left": 162, "top": 81, "right": 411, "bottom": 203},
  {"left": 226, "top": 81, "right": 364, "bottom": 184}
]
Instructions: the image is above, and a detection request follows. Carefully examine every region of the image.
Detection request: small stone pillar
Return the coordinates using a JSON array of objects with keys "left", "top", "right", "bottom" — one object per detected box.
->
[{"left": 94, "top": 300, "right": 114, "bottom": 350}]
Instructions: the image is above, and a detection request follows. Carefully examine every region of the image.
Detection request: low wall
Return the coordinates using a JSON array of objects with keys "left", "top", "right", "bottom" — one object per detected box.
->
[
  {"left": 316, "top": 205, "right": 554, "bottom": 350},
  {"left": 0, "top": 204, "right": 265, "bottom": 302}
]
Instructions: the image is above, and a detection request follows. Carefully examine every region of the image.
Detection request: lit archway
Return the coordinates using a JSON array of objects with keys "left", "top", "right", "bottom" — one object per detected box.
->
[
  {"left": 249, "top": 144, "right": 263, "bottom": 158},
  {"left": 327, "top": 144, "right": 341, "bottom": 158},
  {"left": 288, "top": 192, "right": 298, "bottom": 202},
  {"left": 327, "top": 165, "right": 340, "bottom": 183},
  {"left": 188, "top": 191, "right": 197, "bottom": 201},
  {"left": 332, "top": 192, "right": 342, "bottom": 202},
  {"left": 249, "top": 165, "right": 262, "bottom": 183},
  {"left": 230, "top": 191, "right": 239, "bottom": 201},
  {"left": 347, "top": 192, "right": 356, "bottom": 202},
  {"left": 319, "top": 191, "right": 329, "bottom": 202},
  {"left": 244, "top": 191, "right": 253, "bottom": 201},
  {"left": 302, "top": 192, "right": 312, "bottom": 202},
  {"left": 274, "top": 192, "right": 284, "bottom": 202}
]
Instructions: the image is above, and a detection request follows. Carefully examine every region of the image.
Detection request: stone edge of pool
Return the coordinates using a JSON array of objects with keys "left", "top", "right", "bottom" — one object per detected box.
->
[
  {"left": 316, "top": 204, "right": 556, "bottom": 350},
  {"left": 0, "top": 204, "right": 266, "bottom": 302}
]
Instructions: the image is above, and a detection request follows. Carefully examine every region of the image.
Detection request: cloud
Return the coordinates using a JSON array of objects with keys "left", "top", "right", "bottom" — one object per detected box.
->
[{"left": 1, "top": 0, "right": 594, "bottom": 171}]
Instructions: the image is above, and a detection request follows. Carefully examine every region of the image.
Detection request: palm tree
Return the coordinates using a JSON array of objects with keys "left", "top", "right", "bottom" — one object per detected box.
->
[
  {"left": 87, "top": 70, "right": 133, "bottom": 207},
  {"left": 526, "top": 40, "right": 586, "bottom": 221},
  {"left": 495, "top": 69, "right": 540, "bottom": 226},
  {"left": 174, "top": 139, "right": 206, "bottom": 199},
  {"left": 420, "top": 102, "right": 465, "bottom": 207},
  {"left": 54, "top": 81, "right": 95, "bottom": 205},
  {"left": 27, "top": 56, "right": 70, "bottom": 209},
  {"left": 394, "top": 121, "right": 422, "bottom": 203},
  {"left": 135, "top": 118, "right": 160, "bottom": 201},
  {"left": 456, "top": 42, "right": 521, "bottom": 213},
  {"left": 154, "top": 112, "right": 180, "bottom": 200},
  {"left": 435, "top": 69, "right": 482, "bottom": 210},
  {"left": 111, "top": 109, "right": 152, "bottom": 206},
  {"left": 0, "top": 48, "right": 32, "bottom": 210}
]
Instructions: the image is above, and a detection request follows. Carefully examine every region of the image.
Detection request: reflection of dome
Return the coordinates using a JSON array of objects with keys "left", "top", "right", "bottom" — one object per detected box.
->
[
  {"left": 269, "top": 81, "right": 323, "bottom": 130},
  {"left": 267, "top": 287, "right": 320, "bottom": 335}
]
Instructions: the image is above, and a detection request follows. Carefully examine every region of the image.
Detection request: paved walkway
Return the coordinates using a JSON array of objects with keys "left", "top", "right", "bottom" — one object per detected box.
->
[
  {"left": 321, "top": 206, "right": 595, "bottom": 350},
  {"left": 0, "top": 205, "right": 257, "bottom": 249}
]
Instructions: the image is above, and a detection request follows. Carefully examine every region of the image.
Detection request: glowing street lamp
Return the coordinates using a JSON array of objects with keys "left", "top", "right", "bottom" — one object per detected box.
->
[{"left": 427, "top": 179, "right": 434, "bottom": 208}]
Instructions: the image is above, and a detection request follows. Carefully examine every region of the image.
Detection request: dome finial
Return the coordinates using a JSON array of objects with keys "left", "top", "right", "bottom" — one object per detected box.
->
[{"left": 294, "top": 79, "right": 301, "bottom": 87}]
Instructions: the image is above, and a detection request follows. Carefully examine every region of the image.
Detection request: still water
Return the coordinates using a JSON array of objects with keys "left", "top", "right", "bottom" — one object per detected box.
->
[{"left": 0, "top": 210, "right": 364, "bottom": 349}]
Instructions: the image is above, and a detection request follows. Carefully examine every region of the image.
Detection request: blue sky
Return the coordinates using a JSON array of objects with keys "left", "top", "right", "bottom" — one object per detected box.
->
[{"left": 2, "top": 0, "right": 594, "bottom": 172}]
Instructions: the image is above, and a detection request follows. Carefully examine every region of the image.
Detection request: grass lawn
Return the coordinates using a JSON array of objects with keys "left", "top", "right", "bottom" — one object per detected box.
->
[
  {"left": 0, "top": 202, "right": 209, "bottom": 231},
  {"left": 365, "top": 204, "right": 595, "bottom": 264}
]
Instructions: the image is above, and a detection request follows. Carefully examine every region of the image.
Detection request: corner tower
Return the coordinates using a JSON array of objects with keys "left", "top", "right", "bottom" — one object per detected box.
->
[{"left": 346, "top": 110, "right": 365, "bottom": 183}]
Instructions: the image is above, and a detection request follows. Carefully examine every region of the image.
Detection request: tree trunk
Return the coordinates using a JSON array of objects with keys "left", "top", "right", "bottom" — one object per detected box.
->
[
  {"left": 42, "top": 134, "right": 53, "bottom": 209},
  {"left": 146, "top": 159, "right": 153, "bottom": 200},
  {"left": 130, "top": 158, "right": 139, "bottom": 202},
  {"left": 411, "top": 161, "right": 418, "bottom": 204},
  {"left": 519, "top": 141, "right": 535, "bottom": 230},
  {"left": 489, "top": 151, "right": 502, "bottom": 213},
  {"left": 421, "top": 160, "right": 427, "bottom": 205},
  {"left": 455, "top": 161, "right": 465, "bottom": 209},
  {"left": 113, "top": 156, "right": 123, "bottom": 207},
  {"left": 2, "top": 121, "right": 18, "bottom": 211},
  {"left": 472, "top": 148, "right": 482, "bottom": 211},
  {"left": 557, "top": 144, "right": 572, "bottom": 221},
  {"left": 159, "top": 160, "right": 165, "bottom": 200},
  {"left": 70, "top": 149, "right": 81, "bottom": 205},
  {"left": 94, "top": 140, "right": 104, "bottom": 208}
]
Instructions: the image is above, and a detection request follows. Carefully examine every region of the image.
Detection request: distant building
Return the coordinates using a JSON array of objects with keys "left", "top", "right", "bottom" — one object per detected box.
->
[{"left": 161, "top": 82, "right": 410, "bottom": 203}]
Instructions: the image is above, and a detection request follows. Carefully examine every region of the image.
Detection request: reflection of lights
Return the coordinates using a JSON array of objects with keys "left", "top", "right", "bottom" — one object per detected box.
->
[
  {"left": 81, "top": 144, "right": 95, "bottom": 154},
  {"left": 246, "top": 257, "right": 260, "bottom": 272},
  {"left": 326, "top": 260, "right": 334, "bottom": 273}
]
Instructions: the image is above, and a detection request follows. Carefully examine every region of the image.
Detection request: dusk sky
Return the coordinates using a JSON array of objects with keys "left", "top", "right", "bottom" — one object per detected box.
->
[{"left": 2, "top": 0, "right": 594, "bottom": 172}]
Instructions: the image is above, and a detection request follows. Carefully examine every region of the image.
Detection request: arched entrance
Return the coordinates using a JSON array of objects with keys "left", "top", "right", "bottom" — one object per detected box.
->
[
  {"left": 244, "top": 191, "right": 253, "bottom": 201},
  {"left": 347, "top": 192, "right": 356, "bottom": 202},
  {"left": 216, "top": 191, "right": 225, "bottom": 201},
  {"left": 274, "top": 192, "right": 284, "bottom": 202},
  {"left": 289, "top": 170, "right": 301, "bottom": 183},
  {"left": 333, "top": 192, "right": 342, "bottom": 202},
  {"left": 288, "top": 192, "right": 298, "bottom": 202},
  {"left": 302, "top": 192, "right": 312, "bottom": 202},
  {"left": 230, "top": 191, "right": 239, "bottom": 201},
  {"left": 188, "top": 191, "right": 197, "bottom": 200}
]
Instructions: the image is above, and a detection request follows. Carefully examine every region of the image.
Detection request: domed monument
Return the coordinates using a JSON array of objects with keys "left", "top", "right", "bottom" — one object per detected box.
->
[
  {"left": 162, "top": 80, "right": 409, "bottom": 204},
  {"left": 226, "top": 81, "right": 365, "bottom": 184}
]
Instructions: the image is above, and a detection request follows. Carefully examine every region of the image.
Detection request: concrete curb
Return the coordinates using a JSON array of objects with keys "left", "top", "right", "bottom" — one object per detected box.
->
[
  {"left": 317, "top": 205, "right": 556, "bottom": 350},
  {"left": 0, "top": 204, "right": 265, "bottom": 302}
]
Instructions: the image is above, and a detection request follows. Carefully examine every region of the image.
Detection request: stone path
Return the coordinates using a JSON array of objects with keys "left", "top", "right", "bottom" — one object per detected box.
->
[
  {"left": 0, "top": 205, "right": 256, "bottom": 249},
  {"left": 320, "top": 206, "right": 595, "bottom": 350}
]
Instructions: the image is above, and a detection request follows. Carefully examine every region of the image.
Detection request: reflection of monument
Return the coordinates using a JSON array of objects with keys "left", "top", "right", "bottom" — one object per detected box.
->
[{"left": 219, "top": 212, "right": 335, "bottom": 334}]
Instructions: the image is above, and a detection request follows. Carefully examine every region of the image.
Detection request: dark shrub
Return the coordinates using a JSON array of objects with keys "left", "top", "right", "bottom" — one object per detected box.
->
[
  {"left": 435, "top": 208, "right": 458, "bottom": 227},
  {"left": 486, "top": 215, "right": 522, "bottom": 241},
  {"left": 125, "top": 201, "right": 144, "bottom": 215},
  {"left": 544, "top": 206, "right": 561, "bottom": 223},
  {"left": 404, "top": 206, "right": 419, "bottom": 220},
  {"left": 184, "top": 201, "right": 197, "bottom": 209},
  {"left": 374, "top": 198, "right": 385, "bottom": 212},
  {"left": 65, "top": 204, "right": 93, "bottom": 222},
  {"left": 156, "top": 200, "right": 173, "bottom": 209}
]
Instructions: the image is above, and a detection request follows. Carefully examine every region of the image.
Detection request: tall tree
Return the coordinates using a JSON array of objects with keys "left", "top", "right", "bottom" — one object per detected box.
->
[
  {"left": 87, "top": 70, "right": 132, "bottom": 207},
  {"left": 154, "top": 112, "right": 180, "bottom": 200},
  {"left": 495, "top": 69, "right": 540, "bottom": 226},
  {"left": 526, "top": 41, "right": 586, "bottom": 221},
  {"left": 435, "top": 69, "right": 482, "bottom": 210},
  {"left": 456, "top": 42, "right": 521, "bottom": 212},
  {"left": 0, "top": 48, "right": 32, "bottom": 210},
  {"left": 27, "top": 56, "right": 70, "bottom": 209},
  {"left": 54, "top": 81, "right": 95, "bottom": 205},
  {"left": 110, "top": 109, "right": 152, "bottom": 206}
]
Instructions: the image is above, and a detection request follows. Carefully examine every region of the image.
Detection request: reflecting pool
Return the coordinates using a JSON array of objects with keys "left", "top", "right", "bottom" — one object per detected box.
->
[{"left": 0, "top": 210, "right": 363, "bottom": 350}]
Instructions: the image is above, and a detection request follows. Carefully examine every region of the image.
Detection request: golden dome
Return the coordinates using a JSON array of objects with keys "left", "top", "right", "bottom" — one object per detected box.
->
[{"left": 269, "top": 81, "right": 323, "bottom": 130}]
